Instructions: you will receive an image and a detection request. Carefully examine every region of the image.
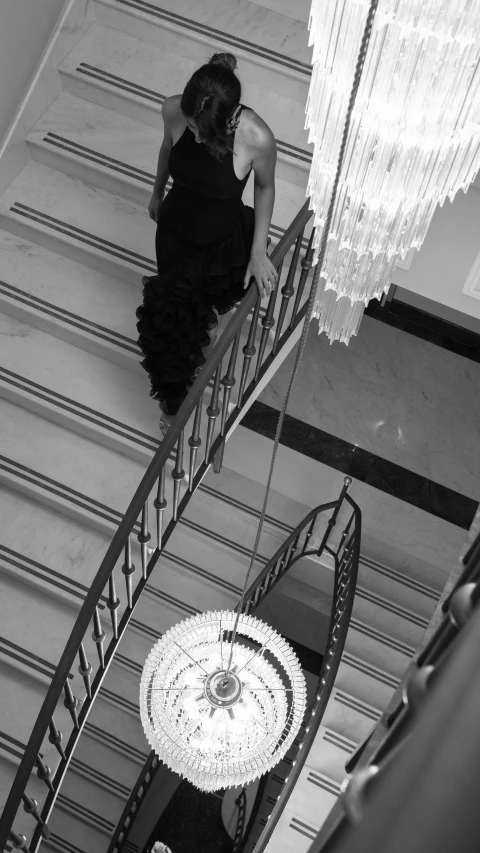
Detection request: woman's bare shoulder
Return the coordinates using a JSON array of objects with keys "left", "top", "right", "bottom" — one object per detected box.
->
[
  {"left": 242, "top": 109, "right": 276, "bottom": 152},
  {"left": 162, "top": 94, "right": 183, "bottom": 120}
]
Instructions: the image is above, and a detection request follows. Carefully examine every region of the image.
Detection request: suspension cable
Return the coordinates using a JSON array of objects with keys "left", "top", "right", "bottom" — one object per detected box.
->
[{"left": 225, "top": 0, "right": 380, "bottom": 677}]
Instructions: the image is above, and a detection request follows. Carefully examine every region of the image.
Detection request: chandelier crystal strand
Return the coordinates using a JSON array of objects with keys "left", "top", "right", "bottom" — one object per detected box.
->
[
  {"left": 139, "top": 0, "right": 380, "bottom": 792},
  {"left": 306, "top": 0, "right": 480, "bottom": 343}
]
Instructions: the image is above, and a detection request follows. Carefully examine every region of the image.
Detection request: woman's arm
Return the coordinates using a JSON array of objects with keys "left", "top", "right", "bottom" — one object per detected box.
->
[
  {"left": 244, "top": 121, "right": 279, "bottom": 297},
  {"left": 152, "top": 98, "right": 176, "bottom": 196}
]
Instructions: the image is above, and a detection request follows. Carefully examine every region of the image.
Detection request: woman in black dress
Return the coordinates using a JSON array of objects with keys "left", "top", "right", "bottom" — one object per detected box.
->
[{"left": 136, "top": 52, "right": 278, "bottom": 429}]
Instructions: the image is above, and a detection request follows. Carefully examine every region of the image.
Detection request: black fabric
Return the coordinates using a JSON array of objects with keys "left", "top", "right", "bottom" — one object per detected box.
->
[{"left": 136, "top": 105, "right": 255, "bottom": 414}]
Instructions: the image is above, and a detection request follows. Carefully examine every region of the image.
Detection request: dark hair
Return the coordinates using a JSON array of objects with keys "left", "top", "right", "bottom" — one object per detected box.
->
[{"left": 180, "top": 52, "right": 241, "bottom": 162}]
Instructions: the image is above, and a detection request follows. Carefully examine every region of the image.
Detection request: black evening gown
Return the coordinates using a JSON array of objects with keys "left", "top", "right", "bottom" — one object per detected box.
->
[{"left": 136, "top": 104, "right": 255, "bottom": 414}]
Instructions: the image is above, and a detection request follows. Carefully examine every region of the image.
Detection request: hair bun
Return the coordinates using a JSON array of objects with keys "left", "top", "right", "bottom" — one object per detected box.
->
[{"left": 209, "top": 52, "right": 237, "bottom": 72}]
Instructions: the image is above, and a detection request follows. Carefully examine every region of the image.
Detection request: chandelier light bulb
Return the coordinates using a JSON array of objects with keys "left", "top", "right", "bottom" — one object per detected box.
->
[{"left": 140, "top": 611, "right": 307, "bottom": 791}]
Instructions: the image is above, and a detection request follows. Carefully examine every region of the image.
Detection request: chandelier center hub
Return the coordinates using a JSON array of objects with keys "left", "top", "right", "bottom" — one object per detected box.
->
[{"left": 204, "top": 670, "right": 242, "bottom": 709}]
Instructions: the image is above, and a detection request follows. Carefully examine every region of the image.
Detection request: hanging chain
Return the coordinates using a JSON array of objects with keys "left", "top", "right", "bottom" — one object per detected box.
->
[{"left": 225, "top": 0, "right": 380, "bottom": 677}]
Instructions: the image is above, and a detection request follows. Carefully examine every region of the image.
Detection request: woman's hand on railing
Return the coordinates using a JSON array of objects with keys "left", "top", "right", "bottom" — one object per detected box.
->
[{"left": 244, "top": 249, "right": 279, "bottom": 299}]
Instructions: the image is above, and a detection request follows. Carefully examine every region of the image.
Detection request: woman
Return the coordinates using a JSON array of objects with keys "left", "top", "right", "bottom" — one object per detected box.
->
[{"left": 136, "top": 52, "right": 278, "bottom": 428}]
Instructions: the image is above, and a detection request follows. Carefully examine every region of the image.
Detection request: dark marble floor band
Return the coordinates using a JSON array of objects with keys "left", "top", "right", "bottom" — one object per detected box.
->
[
  {"left": 365, "top": 296, "right": 480, "bottom": 362},
  {"left": 241, "top": 401, "right": 478, "bottom": 530}
]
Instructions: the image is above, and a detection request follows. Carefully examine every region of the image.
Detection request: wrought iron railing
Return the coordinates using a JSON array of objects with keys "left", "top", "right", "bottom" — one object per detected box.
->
[
  {"left": 238, "top": 482, "right": 361, "bottom": 853},
  {"left": 108, "top": 477, "right": 361, "bottom": 853},
  {"left": 0, "top": 199, "right": 315, "bottom": 853}
]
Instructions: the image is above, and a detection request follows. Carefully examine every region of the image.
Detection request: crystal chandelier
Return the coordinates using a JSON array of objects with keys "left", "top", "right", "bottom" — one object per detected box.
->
[
  {"left": 306, "top": 0, "right": 480, "bottom": 343},
  {"left": 140, "top": 611, "right": 306, "bottom": 791}
]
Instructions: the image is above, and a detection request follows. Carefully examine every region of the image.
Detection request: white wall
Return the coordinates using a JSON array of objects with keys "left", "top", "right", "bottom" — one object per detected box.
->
[
  {"left": 393, "top": 184, "right": 480, "bottom": 332},
  {"left": 0, "top": 0, "right": 67, "bottom": 145}
]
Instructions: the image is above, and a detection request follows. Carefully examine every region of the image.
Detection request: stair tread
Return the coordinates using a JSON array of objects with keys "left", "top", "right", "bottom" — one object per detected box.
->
[
  {"left": 0, "top": 484, "right": 111, "bottom": 615},
  {"left": 60, "top": 22, "right": 313, "bottom": 156},
  {"left": 0, "top": 160, "right": 157, "bottom": 273},
  {"left": 105, "top": 0, "right": 311, "bottom": 64},
  {"left": 28, "top": 90, "right": 160, "bottom": 186},
  {"left": 0, "top": 229, "right": 141, "bottom": 351},
  {"left": 28, "top": 86, "right": 307, "bottom": 235}
]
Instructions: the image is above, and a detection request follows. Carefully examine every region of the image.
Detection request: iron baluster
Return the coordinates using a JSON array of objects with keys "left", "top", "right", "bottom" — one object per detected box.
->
[
  {"left": 317, "top": 477, "right": 352, "bottom": 555},
  {"left": 35, "top": 756, "right": 54, "bottom": 793},
  {"left": 78, "top": 642, "right": 92, "bottom": 700},
  {"left": 204, "top": 363, "right": 222, "bottom": 462},
  {"left": 302, "top": 515, "right": 317, "bottom": 553},
  {"left": 172, "top": 430, "right": 185, "bottom": 522},
  {"left": 289, "top": 229, "right": 315, "bottom": 329},
  {"left": 48, "top": 719, "right": 65, "bottom": 760},
  {"left": 107, "top": 573, "right": 120, "bottom": 640},
  {"left": 220, "top": 332, "right": 241, "bottom": 434},
  {"left": 92, "top": 606, "right": 106, "bottom": 669},
  {"left": 254, "top": 271, "right": 280, "bottom": 382},
  {"left": 122, "top": 536, "right": 135, "bottom": 609},
  {"left": 22, "top": 795, "right": 50, "bottom": 839},
  {"left": 153, "top": 467, "right": 167, "bottom": 550},
  {"left": 187, "top": 399, "right": 203, "bottom": 492},
  {"left": 214, "top": 333, "right": 241, "bottom": 474},
  {"left": 63, "top": 680, "right": 80, "bottom": 730},
  {"left": 273, "top": 232, "right": 303, "bottom": 350},
  {"left": 138, "top": 502, "right": 151, "bottom": 580},
  {"left": 236, "top": 299, "right": 261, "bottom": 407},
  {"left": 9, "top": 832, "right": 30, "bottom": 852}
]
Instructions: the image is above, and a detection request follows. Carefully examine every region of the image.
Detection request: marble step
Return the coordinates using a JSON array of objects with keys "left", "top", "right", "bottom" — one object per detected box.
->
[
  {"left": 352, "top": 584, "right": 428, "bottom": 649},
  {"left": 60, "top": 763, "right": 128, "bottom": 827},
  {"left": 0, "top": 161, "right": 157, "bottom": 284},
  {"left": 345, "top": 618, "right": 415, "bottom": 681},
  {"left": 0, "top": 573, "right": 83, "bottom": 677},
  {"left": 0, "top": 300, "right": 290, "bottom": 473},
  {"left": 303, "top": 725, "right": 356, "bottom": 786},
  {"left": 0, "top": 229, "right": 141, "bottom": 374},
  {"left": 258, "top": 808, "right": 323, "bottom": 853},
  {"left": 0, "top": 662, "right": 70, "bottom": 774},
  {"left": 44, "top": 802, "right": 111, "bottom": 853},
  {"left": 358, "top": 553, "right": 440, "bottom": 622},
  {"left": 335, "top": 653, "right": 398, "bottom": 711},
  {"left": 96, "top": 0, "right": 311, "bottom": 83},
  {"left": 0, "top": 485, "right": 110, "bottom": 607},
  {"left": 28, "top": 90, "right": 309, "bottom": 220},
  {"left": 280, "top": 768, "right": 341, "bottom": 846},
  {"left": 321, "top": 687, "right": 381, "bottom": 745},
  {"left": 60, "top": 19, "right": 312, "bottom": 189}
]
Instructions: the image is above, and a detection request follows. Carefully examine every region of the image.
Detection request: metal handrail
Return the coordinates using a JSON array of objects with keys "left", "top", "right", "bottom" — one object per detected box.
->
[
  {"left": 242, "top": 493, "right": 361, "bottom": 853},
  {"left": 0, "top": 199, "right": 314, "bottom": 853},
  {"left": 108, "top": 478, "right": 360, "bottom": 853}
]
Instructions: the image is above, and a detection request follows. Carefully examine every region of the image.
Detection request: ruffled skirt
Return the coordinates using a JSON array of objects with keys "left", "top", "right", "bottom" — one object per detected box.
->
[{"left": 136, "top": 202, "right": 255, "bottom": 413}]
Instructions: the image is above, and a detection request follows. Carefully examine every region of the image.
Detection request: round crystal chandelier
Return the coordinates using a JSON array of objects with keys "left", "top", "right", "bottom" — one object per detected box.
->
[{"left": 140, "top": 610, "right": 306, "bottom": 791}]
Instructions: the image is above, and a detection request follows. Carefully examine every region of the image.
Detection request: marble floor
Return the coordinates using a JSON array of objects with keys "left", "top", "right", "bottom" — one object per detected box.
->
[{"left": 258, "top": 314, "right": 480, "bottom": 504}]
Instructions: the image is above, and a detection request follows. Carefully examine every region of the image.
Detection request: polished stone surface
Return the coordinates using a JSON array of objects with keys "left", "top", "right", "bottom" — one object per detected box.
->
[
  {"left": 256, "top": 316, "right": 480, "bottom": 504},
  {"left": 241, "top": 401, "right": 477, "bottom": 529}
]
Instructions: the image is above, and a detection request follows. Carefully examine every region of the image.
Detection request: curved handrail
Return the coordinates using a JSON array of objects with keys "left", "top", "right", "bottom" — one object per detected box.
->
[
  {"left": 0, "top": 198, "right": 314, "bottom": 852},
  {"left": 108, "top": 478, "right": 359, "bottom": 853},
  {"left": 242, "top": 494, "right": 361, "bottom": 852}
]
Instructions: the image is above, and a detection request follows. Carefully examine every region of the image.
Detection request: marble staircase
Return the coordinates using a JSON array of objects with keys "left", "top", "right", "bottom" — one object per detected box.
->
[{"left": 0, "top": 2, "right": 445, "bottom": 853}]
